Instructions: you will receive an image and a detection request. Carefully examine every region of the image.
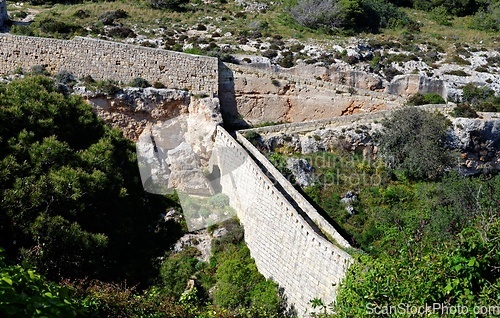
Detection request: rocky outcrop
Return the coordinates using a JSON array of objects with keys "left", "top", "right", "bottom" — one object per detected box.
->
[
  {"left": 259, "top": 115, "right": 500, "bottom": 176},
  {"left": 387, "top": 74, "right": 447, "bottom": 99},
  {"left": 220, "top": 64, "right": 403, "bottom": 126},
  {"left": 449, "top": 118, "right": 500, "bottom": 175},
  {"left": 284, "top": 64, "right": 383, "bottom": 91},
  {"left": 81, "top": 87, "right": 222, "bottom": 144},
  {"left": 286, "top": 158, "right": 315, "bottom": 187}
]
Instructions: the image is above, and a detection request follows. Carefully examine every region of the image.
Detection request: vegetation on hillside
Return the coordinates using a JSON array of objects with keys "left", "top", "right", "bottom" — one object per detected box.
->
[
  {"left": 263, "top": 106, "right": 500, "bottom": 316},
  {"left": 7, "top": 0, "right": 499, "bottom": 48},
  {"left": 0, "top": 76, "right": 281, "bottom": 317},
  {"left": 0, "top": 76, "right": 182, "bottom": 285}
]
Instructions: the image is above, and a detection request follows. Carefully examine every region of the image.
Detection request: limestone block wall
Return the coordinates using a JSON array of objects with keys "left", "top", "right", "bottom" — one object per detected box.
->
[
  {"left": 214, "top": 126, "right": 352, "bottom": 316},
  {"left": 0, "top": 34, "right": 218, "bottom": 94}
]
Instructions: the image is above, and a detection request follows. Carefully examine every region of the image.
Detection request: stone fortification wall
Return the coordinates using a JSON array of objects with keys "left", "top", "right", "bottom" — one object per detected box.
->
[
  {"left": 0, "top": 34, "right": 218, "bottom": 94},
  {"left": 236, "top": 131, "right": 350, "bottom": 248},
  {"left": 240, "top": 104, "right": 454, "bottom": 135},
  {"left": 219, "top": 62, "right": 406, "bottom": 125},
  {"left": 214, "top": 126, "right": 352, "bottom": 316}
]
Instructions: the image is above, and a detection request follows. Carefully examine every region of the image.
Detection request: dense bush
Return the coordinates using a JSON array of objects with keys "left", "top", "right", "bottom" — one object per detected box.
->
[
  {"left": 375, "top": 107, "right": 453, "bottom": 180},
  {"left": 0, "top": 248, "right": 83, "bottom": 317},
  {"left": 99, "top": 9, "right": 128, "bottom": 25},
  {"left": 158, "top": 219, "right": 280, "bottom": 317},
  {"left": 452, "top": 103, "right": 479, "bottom": 118},
  {"left": 462, "top": 83, "right": 500, "bottom": 112},
  {"left": 289, "top": 0, "right": 346, "bottom": 30},
  {"left": 334, "top": 173, "right": 500, "bottom": 316},
  {"left": 159, "top": 247, "right": 200, "bottom": 298},
  {"left": 411, "top": 0, "right": 488, "bottom": 16},
  {"left": 107, "top": 26, "right": 136, "bottom": 39},
  {"left": 213, "top": 245, "right": 280, "bottom": 316},
  {"left": 359, "top": 0, "right": 414, "bottom": 31},
  {"left": 0, "top": 76, "right": 182, "bottom": 284},
  {"left": 407, "top": 92, "right": 446, "bottom": 105},
  {"left": 148, "top": 0, "right": 190, "bottom": 10},
  {"left": 470, "top": 1, "right": 500, "bottom": 32},
  {"left": 129, "top": 77, "right": 152, "bottom": 88},
  {"left": 36, "top": 17, "right": 84, "bottom": 37},
  {"left": 11, "top": 17, "right": 86, "bottom": 38}
]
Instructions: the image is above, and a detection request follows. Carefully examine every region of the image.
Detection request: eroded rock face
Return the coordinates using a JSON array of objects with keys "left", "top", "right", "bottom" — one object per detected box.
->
[
  {"left": 230, "top": 75, "right": 398, "bottom": 124},
  {"left": 449, "top": 118, "right": 500, "bottom": 175},
  {"left": 286, "top": 158, "right": 315, "bottom": 187},
  {"left": 80, "top": 87, "right": 222, "bottom": 144},
  {"left": 386, "top": 74, "right": 447, "bottom": 99}
]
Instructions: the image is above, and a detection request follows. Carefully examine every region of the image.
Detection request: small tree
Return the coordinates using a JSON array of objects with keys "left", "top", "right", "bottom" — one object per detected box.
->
[{"left": 375, "top": 107, "right": 453, "bottom": 180}]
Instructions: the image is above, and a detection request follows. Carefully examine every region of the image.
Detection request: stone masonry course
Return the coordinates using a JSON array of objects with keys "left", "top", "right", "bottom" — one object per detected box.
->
[{"left": 0, "top": 34, "right": 219, "bottom": 94}]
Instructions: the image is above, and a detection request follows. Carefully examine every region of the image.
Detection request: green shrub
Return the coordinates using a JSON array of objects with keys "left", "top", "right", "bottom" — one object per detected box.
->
[
  {"left": 289, "top": 0, "right": 413, "bottom": 33},
  {"left": 429, "top": 5, "right": 452, "bottom": 25},
  {"left": 469, "top": 1, "right": 500, "bottom": 32},
  {"left": 35, "top": 17, "right": 84, "bottom": 38},
  {"left": 55, "top": 70, "right": 76, "bottom": 86},
  {"left": 360, "top": 0, "right": 414, "bottom": 31},
  {"left": 99, "top": 10, "right": 129, "bottom": 25},
  {"left": 262, "top": 49, "right": 278, "bottom": 59},
  {"left": 107, "top": 26, "right": 136, "bottom": 38},
  {"left": 448, "top": 55, "right": 471, "bottom": 65},
  {"left": 10, "top": 11, "right": 28, "bottom": 19},
  {"left": 383, "top": 66, "right": 402, "bottom": 82},
  {"left": 207, "top": 193, "right": 230, "bottom": 209},
  {"left": 452, "top": 103, "right": 479, "bottom": 118},
  {"left": 148, "top": 0, "right": 189, "bottom": 10},
  {"left": 212, "top": 245, "right": 280, "bottom": 315},
  {"left": 0, "top": 248, "right": 83, "bottom": 317},
  {"left": 30, "top": 65, "right": 49, "bottom": 76},
  {"left": 407, "top": 92, "right": 445, "bottom": 105},
  {"left": 95, "top": 79, "right": 121, "bottom": 95},
  {"left": 277, "top": 51, "right": 295, "bottom": 68},
  {"left": 159, "top": 247, "right": 200, "bottom": 298},
  {"left": 129, "top": 77, "right": 151, "bottom": 88},
  {"left": 375, "top": 107, "right": 453, "bottom": 180},
  {"left": 444, "top": 70, "right": 470, "bottom": 76},
  {"left": 153, "top": 82, "right": 166, "bottom": 89},
  {"left": 462, "top": 83, "right": 500, "bottom": 112}
]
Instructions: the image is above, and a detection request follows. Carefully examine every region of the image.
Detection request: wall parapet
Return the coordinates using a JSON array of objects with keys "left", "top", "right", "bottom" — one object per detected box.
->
[
  {"left": 236, "top": 131, "right": 351, "bottom": 249},
  {"left": 0, "top": 34, "right": 219, "bottom": 94},
  {"left": 214, "top": 126, "right": 352, "bottom": 316}
]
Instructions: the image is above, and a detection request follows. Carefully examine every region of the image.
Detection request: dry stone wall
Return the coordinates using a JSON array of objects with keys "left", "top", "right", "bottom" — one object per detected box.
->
[
  {"left": 214, "top": 126, "right": 352, "bottom": 316},
  {"left": 0, "top": 34, "right": 218, "bottom": 94}
]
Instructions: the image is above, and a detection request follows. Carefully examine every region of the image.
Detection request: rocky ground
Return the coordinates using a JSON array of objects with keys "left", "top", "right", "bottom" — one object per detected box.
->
[{"left": 258, "top": 113, "right": 500, "bottom": 177}]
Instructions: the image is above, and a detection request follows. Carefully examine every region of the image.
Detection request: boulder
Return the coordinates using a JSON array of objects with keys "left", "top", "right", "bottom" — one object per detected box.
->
[
  {"left": 387, "top": 74, "right": 447, "bottom": 99},
  {"left": 286, "top": 158, "right": 315, "bottom": 187}
]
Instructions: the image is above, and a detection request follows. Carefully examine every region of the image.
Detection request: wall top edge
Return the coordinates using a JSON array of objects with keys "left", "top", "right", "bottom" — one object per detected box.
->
[{"left": 0, "top": 34, "right": 219, "bottom": 63}]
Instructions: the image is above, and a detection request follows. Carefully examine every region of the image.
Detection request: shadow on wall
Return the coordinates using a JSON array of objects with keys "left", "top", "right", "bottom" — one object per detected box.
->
[
  {"left": 279, "top": 287, "right": 298, "bottom": 318},
  {"left": 218, "top": 61, "right": 250, "bottom": 130}
]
